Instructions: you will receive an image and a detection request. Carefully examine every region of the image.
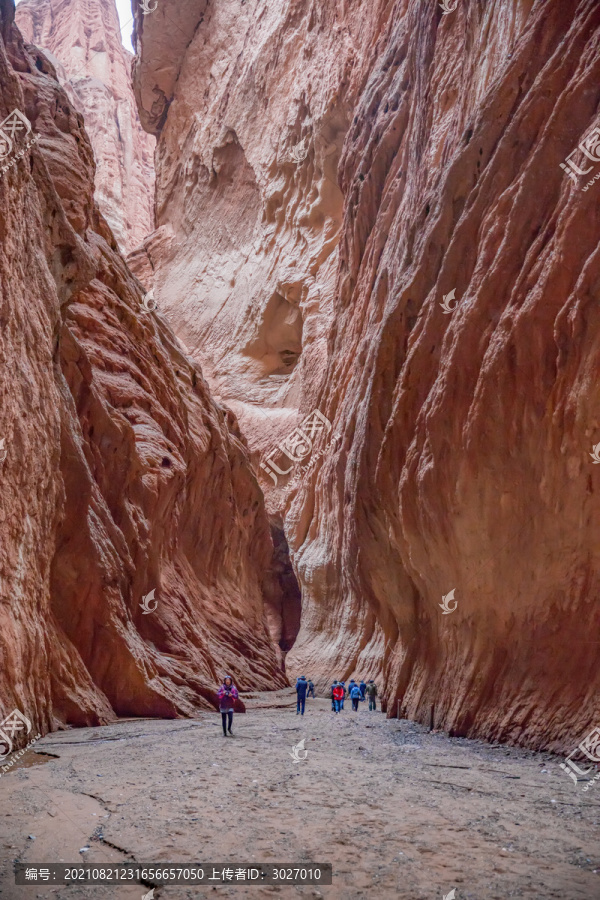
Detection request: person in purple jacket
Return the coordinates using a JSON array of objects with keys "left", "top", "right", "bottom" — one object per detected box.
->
[{"left": 217, "top": 675, "right": 239, "bottom": 736}]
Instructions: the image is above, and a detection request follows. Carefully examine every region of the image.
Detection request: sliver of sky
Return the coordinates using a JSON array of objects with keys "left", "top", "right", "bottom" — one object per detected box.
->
[
  {"left": 115, "top": 0, "right": 135, "bottom": 54},
  {"left": 14, "top": 0, "right": 135, "bottom": 54}
]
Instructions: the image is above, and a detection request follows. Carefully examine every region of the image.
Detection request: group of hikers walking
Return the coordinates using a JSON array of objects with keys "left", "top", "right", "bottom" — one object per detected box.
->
[
  {"left": 216, "top": 673, "right": 378, "bottom": 734},
  {"left": 295, "top": 675, "right": 378, "bottom": 714}
]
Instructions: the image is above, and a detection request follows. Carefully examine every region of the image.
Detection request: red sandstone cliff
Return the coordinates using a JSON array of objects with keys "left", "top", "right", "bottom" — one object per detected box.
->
[
  {"left": 15, "top": 0, "right": 155, "bottom": 255},
  {"left": 0, "top": 0, "right": 285, "bottom": 738},
  {"left": 132, "top": 0, "right": 600, "bottom": 750}
]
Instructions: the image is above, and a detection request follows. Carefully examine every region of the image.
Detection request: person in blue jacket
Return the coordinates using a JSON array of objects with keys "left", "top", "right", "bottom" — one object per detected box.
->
[
  {"left": 350, "top": 682, "right": 362, "bottom": 711},
  {"left": 359, "top": 679, "right": 367, "bottom": 700},
  {"left": 296, "top": 675, "right": 308, "bottom": 715},
  {"left": 339, "top": 681, "right": 346, "bottom": 710}
]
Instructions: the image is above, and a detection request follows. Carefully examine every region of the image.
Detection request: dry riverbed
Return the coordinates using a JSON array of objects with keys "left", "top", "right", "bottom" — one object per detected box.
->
[{"left": 0, "top": 690, "right": 598, "bottom": 899}]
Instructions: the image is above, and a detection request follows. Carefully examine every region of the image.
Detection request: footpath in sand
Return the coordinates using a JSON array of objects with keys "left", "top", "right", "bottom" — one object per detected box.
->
[{"left": 0, "top": 689, "right": 598, "bottom": 899}]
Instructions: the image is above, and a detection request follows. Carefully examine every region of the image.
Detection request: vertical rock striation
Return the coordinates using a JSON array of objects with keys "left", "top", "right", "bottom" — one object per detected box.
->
[
  {"left": 16, "top": 0, "right": 155, "bottom": 255},
  {"left": 0, "top": 0, "right": 285, "bottom": 739},
  {"left": 133, "top": 0, "right": 600, "bottom": 749}
]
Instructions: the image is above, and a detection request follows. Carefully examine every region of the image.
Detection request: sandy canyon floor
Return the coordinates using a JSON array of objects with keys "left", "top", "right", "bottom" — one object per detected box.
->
[{"left": 0, "top": 690, "right": 598, "bottom": 900}]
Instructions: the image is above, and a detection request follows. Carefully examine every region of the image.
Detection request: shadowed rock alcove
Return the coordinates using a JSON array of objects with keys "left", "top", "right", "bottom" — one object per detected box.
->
[{"left": 243, "top": 292, "right": 304, "bottom": 378}]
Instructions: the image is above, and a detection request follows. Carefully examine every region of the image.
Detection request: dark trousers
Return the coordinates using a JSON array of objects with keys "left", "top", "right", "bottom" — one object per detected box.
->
[
  {"left": 221, "top": 710, "right": 233, "bottom": 734},
  {"left": 369, "top": 698, "right": 376, "bottom": 710},
  {"left": 307, "top": 687, "right": 315, "bottom": 698},
  {"left": 297, "top": 695, "right": 306, "bottom": 714},
  {"left": 352, "top": 697, "right": 359, "bottom": 711}
]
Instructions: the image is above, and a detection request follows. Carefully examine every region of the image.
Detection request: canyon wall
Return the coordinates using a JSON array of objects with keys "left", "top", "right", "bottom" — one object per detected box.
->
[
  {"left": 133, "top": 0, "right": 600, "bottom": 750},
  {"left": 0, "top": 0, "right": 286, "bottom": 739},
  {"left": 15, "top": 0, "right": 155, "bottom": 255}
]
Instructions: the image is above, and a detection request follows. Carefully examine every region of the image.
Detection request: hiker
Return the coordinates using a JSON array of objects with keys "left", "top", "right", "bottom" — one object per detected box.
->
[
  {"left": 359, "top": 679, "right": 367, "bottom": 700},
  {"left": 350, "top": 682, "right": 362, "bottom": 711},
  {"left": 296, "top": 675, "right": 308, "bottom": 715},
  {"left": 347, "top": 678, "right": 357, "bottom": 700},
  {"left": 330, "top": 680, "right": 338, "bottom": 711},
  {"left": 307, "top": 679, "right": 315, "bottom": 698},
  {"left": 339, "top": 681, "right": 346, "bottom": 711},
  {"left": 217, "top": 675, "right": 239, "bottom": 736},
  {"left": 332, "top": 682, "right": 344, "bottom": 713},
  {"left": 366, "top": 680, "right": 378, "bottom": 711}
]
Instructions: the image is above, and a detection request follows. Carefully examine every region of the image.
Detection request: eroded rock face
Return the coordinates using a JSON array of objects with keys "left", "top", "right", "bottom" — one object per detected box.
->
[
  {"left": 0, "top": 0, "right": 285, "bottom": 738},
  {"left": 134, "top": 0, "right": 600, "bottom": 750},
  {"left": 129, "top": 0, "right": 355, "bottom": 467},
  {"left": 16, "top": 0, "right": 155, "bottom": 255}
]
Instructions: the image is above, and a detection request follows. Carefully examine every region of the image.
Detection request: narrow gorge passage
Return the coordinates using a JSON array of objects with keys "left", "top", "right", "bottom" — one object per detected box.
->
[
  {"left": 2, "top": 693, "right": 599, "bottom": 900},
  {"left": 1, "top": 0, "right": 600, "bottom": 897}
]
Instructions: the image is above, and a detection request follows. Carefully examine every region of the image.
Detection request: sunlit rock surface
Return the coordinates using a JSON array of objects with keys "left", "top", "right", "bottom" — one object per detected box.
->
[
  {"left": 0, "top": 0, "right": 286, "bottom": 738},
  {"left": 133, "top": 0, "right": 600, "bottom": 750},
  {"left": 16, "top": 0, "right": 155, "bottom": 255}
]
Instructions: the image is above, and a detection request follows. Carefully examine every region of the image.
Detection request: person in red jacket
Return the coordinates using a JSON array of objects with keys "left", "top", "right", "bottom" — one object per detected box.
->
[
  {"left": 217, "top": 676, "right": 239, "bottom": 736},
  {"left": 332, "top": 682, "right": 344, "bottom": 713}
]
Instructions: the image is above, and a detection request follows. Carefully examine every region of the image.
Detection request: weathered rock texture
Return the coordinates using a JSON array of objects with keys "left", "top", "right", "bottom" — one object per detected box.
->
[
  {"left": 0, "top": 0, "right": 286, "bottom": 741},
  {"left": 133, "top": 0, "right": 600, "bottom": 750},
  {"left": 15, "top": 0, "right": 155, "bottom": 255},
  {"left": 130, "top": 0, "right": 347, "bottom": 442}
]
